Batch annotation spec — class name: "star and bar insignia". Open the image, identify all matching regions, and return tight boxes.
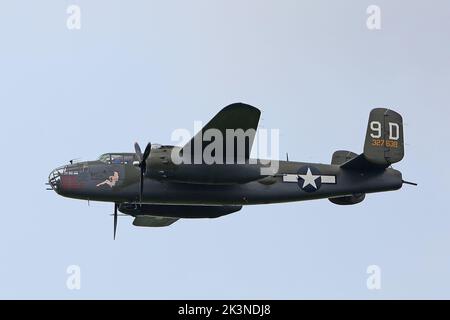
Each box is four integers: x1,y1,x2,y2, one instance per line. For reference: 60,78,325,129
282,166,336,192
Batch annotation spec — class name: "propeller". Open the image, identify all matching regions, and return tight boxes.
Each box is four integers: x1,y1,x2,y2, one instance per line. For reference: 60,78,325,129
134,142,152,204
113,203,118,240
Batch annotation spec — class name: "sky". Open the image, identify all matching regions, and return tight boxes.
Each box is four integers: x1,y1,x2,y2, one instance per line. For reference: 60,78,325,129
0,0,449,299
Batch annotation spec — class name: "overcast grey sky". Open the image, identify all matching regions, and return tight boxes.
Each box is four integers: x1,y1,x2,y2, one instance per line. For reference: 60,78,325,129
0,1,449,299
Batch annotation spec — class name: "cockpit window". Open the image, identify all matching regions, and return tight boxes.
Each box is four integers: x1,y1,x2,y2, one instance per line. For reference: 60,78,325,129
123,155,136,164
110,154,124,164
98,153,136,164
98,154,111,163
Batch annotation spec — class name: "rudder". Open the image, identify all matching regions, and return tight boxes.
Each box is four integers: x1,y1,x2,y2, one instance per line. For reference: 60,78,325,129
363,108,404,166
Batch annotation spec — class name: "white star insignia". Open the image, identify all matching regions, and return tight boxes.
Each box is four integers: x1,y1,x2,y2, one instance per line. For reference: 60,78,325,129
298,167,320,189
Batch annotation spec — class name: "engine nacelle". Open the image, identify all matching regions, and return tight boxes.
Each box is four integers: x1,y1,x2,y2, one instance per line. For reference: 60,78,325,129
329,193,365,205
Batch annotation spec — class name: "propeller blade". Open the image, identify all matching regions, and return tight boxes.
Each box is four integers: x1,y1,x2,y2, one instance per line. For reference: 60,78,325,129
140,167,144,204
134,142,151,205
113,203,118,240
143,142,152,162
134,142,143,162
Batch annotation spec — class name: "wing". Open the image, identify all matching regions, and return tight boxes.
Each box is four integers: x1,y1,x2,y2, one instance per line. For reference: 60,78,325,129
180,103,261,163
120,203,242,219
132,216,179,227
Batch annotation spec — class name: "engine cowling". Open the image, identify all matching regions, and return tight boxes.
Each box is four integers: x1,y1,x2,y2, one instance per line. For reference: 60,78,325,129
329,193,365,205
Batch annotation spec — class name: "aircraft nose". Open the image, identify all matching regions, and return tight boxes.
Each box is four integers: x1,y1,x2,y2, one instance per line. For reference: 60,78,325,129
48,163,88,195
48,166,64,193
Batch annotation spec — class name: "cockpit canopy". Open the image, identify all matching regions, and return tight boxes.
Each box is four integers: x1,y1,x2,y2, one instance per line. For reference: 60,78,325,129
98,145,165,164
98,153,137,165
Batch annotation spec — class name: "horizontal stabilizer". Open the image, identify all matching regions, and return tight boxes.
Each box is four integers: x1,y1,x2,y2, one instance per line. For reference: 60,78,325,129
331,150,358,165
340,153,388,171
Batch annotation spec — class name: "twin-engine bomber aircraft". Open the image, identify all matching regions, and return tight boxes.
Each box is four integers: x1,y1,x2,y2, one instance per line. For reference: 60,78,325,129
48,103,416,238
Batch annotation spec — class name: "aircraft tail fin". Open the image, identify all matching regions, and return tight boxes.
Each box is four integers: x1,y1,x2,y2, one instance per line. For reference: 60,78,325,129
341,108,404,171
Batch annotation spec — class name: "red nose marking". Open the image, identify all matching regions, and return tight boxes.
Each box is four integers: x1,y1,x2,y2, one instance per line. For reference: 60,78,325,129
61,175,83,190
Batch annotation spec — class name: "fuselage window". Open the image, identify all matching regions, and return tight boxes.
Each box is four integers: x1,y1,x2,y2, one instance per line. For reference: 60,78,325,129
123,155,135,164
111,155,124,164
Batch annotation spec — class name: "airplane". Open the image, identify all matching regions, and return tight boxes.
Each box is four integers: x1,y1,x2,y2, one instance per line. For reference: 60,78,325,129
48,103,416,239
